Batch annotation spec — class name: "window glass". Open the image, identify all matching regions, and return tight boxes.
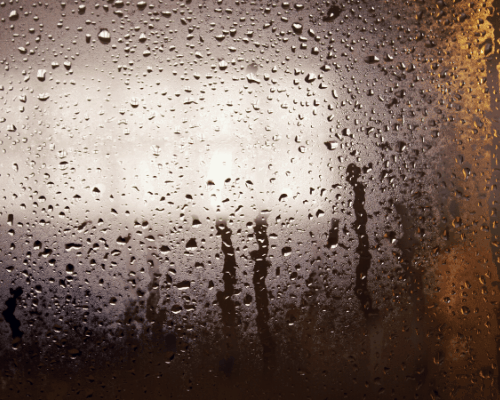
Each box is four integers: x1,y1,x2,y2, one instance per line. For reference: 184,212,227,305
0,1,499,399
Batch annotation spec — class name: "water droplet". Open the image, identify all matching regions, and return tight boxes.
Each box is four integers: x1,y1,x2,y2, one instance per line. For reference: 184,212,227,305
37,69,46,81
325,141,339,150
305,73,316,82
9,10,19,21
98,29,111,43
171,305,182,314
292,23,303,33
219,60,228,70
246,73,260,83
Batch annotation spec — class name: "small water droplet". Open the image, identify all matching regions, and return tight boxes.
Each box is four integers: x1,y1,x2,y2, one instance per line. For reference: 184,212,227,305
98,29,111,43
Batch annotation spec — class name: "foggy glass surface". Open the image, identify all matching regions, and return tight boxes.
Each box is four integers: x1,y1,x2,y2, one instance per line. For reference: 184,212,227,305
0,0,500,399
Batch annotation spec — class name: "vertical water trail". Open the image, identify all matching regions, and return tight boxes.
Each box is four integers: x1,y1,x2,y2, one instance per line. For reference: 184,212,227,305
251,213,275,372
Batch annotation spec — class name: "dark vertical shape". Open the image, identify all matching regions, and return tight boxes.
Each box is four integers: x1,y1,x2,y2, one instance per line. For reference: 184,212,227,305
165,332,176,352
326,218,339,249
140,220,170,356
2,287,24,339
250,214,275,370
165,332,176,361
346,163,377,317
216,219,238,337
145,231,162,328
487,0,500,393
219,355,235,377
395,203,428,394
145,269,161,324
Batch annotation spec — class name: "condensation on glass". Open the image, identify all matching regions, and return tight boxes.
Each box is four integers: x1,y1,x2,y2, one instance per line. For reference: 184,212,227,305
0,0,499,399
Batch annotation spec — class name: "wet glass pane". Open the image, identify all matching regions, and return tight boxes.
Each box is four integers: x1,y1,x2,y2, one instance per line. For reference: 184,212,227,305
0,0,499,399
